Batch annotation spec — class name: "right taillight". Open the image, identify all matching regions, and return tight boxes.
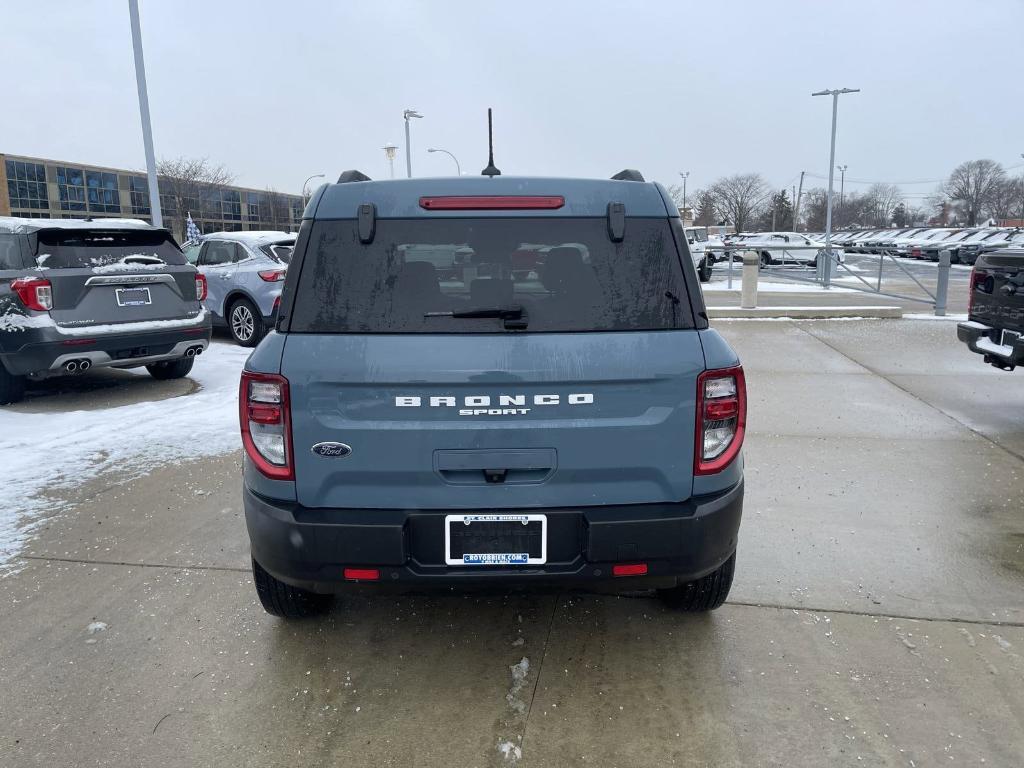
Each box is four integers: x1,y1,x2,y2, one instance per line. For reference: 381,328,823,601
240,371,293,480
195,272,208,301
11,277,53,311
695,366,746,476
968,268,984,315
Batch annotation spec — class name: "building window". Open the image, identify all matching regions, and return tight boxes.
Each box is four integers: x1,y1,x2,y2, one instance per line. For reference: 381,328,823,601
247,191,262,222
56,166,87,211
129,176,151,215
6,160,50,210
221,189,241,221
86,171,121,214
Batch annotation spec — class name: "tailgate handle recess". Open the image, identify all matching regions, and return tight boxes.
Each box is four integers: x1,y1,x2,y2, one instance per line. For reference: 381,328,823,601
435,449,556,486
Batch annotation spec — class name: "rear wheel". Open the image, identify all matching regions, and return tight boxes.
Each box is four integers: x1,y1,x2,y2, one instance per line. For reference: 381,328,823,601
229,298,263,347
759,252,771,268
658,552,735,612
698,258,713,283
0,365,27,406
252,558,333,619
146,357,195,380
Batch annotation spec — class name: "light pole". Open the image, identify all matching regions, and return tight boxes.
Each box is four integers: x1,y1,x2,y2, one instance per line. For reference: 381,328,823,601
127,0,162,228
302,173,325,204
812,88,860,286
836,164,847,226
383,144,398,179
679,171,690,211
428,148,461,176
403,109,422,178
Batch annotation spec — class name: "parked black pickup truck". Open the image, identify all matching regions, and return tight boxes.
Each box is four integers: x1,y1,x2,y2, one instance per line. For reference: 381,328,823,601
958,247,1024,370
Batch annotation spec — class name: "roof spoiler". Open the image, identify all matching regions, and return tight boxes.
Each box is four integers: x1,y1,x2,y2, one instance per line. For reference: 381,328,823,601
337,170,372,183
611,169,645,182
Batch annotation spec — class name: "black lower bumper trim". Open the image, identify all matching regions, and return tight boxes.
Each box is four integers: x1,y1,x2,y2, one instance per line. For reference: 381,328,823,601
244,481,744,593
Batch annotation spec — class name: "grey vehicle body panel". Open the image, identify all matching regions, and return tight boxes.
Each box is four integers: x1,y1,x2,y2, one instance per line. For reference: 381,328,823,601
280,331,705,510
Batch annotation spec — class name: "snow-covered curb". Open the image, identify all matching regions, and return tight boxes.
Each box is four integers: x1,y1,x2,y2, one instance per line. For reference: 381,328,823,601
0,342,250,571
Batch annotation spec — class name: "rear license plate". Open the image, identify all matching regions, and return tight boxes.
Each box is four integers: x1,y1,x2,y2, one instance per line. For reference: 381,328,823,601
444,514,547,566
116,287,152,307
1001,329,1020,347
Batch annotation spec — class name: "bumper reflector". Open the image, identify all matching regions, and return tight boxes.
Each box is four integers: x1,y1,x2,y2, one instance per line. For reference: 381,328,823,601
612,563,648,577
344,568,380,581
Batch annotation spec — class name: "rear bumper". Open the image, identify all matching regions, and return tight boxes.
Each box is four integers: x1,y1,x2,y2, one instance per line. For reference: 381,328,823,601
244,479,744,593
0,317,212,376
957,320,1024,368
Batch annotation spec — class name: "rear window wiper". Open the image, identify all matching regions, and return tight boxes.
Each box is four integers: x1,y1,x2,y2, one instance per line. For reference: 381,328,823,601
425,305,528,329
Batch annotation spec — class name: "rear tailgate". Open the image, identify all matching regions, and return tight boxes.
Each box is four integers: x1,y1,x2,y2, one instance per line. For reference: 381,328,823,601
283,331,704,510
34,228,202,328
971,250,1024,333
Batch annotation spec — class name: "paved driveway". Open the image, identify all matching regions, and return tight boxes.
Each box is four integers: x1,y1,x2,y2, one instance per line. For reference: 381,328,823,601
1,320,1021,767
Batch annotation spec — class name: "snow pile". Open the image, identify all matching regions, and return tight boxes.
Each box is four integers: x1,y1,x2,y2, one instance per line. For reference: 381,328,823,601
0,313,56,332
497,740,522,762
0,342,251,570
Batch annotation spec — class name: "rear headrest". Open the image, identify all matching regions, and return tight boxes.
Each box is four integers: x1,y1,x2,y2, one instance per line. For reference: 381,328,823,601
469,278,514,307
541,247,588,293
394,261,440,298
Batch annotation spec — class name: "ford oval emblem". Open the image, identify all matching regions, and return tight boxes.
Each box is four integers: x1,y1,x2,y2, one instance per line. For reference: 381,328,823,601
311,442,352,458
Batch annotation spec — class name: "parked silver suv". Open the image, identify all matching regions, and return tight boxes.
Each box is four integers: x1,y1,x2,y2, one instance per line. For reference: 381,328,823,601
187,231,295,346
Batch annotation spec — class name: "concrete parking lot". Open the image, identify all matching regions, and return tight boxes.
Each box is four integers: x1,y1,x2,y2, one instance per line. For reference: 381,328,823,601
1,320,1022,767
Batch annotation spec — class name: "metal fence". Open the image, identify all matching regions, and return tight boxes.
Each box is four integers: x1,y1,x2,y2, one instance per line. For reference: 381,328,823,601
704,244,952,316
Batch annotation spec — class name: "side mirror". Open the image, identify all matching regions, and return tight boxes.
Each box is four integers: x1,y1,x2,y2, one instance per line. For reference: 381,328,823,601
687,238,694,245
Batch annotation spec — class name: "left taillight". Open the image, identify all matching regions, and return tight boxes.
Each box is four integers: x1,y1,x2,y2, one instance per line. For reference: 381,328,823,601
11,277,53,312
695,365,746,476
240,371,293,480
258,269,287,282
195,272,208,301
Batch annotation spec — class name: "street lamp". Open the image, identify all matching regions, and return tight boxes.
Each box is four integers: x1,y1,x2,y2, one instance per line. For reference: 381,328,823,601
403,109,423,178
428,148,461,176
127,0,162,228
679,171,690,211
812,87,860,287
836,164,848,225
302,173,325,204
383,144,398,179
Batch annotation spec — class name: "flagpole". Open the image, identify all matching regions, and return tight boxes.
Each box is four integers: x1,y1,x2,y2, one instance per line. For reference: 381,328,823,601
128,0,163,229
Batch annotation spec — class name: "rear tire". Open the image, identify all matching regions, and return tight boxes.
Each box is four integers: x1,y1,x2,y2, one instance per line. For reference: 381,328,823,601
759,252,771,268
229,298,263,347
698,258,713,283
0,364,27,405
658,552,735,612
252,558,333,619
146,357,195,380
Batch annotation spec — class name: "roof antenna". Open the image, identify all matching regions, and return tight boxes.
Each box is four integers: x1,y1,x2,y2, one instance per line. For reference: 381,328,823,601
481,108,501,177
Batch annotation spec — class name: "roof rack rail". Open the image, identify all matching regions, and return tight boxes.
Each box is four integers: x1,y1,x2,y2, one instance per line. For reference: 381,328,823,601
337,170,372,183
611,169,645,182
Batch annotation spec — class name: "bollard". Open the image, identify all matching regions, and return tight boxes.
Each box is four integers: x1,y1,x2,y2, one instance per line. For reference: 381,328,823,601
741,251,759,309
934,249,951,316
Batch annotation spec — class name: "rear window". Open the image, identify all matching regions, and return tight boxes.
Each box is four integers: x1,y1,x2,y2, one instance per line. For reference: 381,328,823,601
289,217,691,333
260,242,294,264
34,229,187,269
0,234,24,270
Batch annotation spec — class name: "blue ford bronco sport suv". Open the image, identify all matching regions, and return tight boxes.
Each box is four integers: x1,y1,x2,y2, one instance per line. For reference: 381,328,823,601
241,170,745,618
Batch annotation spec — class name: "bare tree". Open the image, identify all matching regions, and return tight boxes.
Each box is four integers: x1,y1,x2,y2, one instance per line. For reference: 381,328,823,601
862,183,902,227
665,184,686,209
943,159,1005,226
156,157,234,239
985,176,1024,222
710,173,768,232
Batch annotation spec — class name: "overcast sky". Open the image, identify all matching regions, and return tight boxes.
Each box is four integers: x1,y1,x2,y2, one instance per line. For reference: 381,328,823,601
5,0,1023,201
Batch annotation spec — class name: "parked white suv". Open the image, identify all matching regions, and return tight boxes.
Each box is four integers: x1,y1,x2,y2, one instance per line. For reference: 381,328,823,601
682,226,714,282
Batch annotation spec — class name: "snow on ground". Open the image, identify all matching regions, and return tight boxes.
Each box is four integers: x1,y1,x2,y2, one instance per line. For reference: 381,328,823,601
0,342,251,571
703,280,855,293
